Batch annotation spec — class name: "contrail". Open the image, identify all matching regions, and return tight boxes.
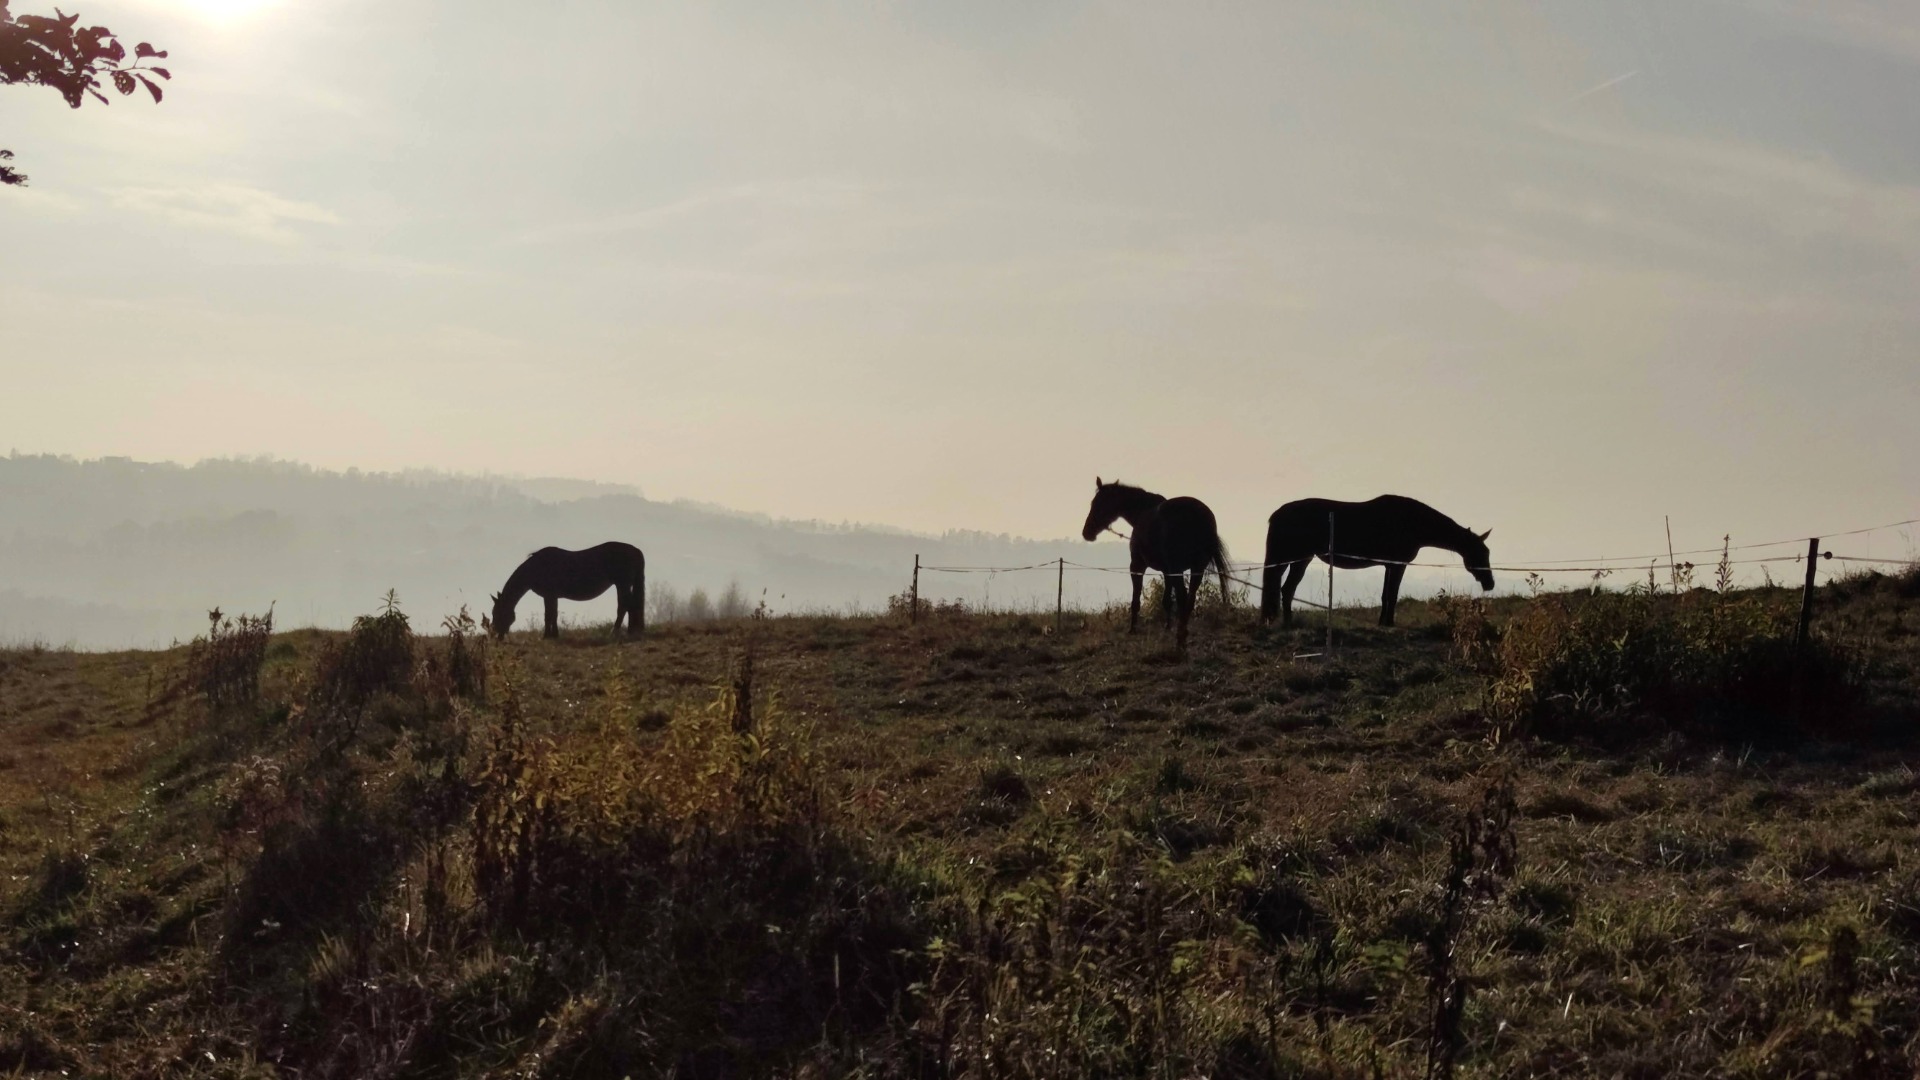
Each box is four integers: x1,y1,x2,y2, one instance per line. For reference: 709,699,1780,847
1566,69,1639,104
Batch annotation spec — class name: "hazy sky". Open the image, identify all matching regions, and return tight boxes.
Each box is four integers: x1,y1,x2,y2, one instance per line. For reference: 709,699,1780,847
3,0,1916,575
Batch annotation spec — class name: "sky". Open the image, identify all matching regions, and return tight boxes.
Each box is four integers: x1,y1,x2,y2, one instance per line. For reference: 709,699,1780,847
3,0,1917,582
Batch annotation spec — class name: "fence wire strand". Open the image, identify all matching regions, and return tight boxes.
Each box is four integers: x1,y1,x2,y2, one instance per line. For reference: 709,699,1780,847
910,517,1914,596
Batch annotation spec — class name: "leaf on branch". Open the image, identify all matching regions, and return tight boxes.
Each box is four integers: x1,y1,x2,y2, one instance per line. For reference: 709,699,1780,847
135,42,162,59
110,68,132,94
149,67,170,79
137,72,159,102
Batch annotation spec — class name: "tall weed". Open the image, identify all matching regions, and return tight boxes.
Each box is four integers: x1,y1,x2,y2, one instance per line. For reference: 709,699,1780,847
182,605,274,711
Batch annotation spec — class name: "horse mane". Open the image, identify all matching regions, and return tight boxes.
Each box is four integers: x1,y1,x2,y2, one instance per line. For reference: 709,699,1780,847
1386,495,1478,546
1101,480,1162,502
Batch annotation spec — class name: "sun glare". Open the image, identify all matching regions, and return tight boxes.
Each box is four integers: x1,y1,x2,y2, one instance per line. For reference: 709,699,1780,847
165,0,284,25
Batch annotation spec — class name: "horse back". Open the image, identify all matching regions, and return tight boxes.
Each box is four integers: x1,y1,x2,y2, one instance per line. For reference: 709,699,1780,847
523,542,644,581
586,540,645,563
1266,495,1445,561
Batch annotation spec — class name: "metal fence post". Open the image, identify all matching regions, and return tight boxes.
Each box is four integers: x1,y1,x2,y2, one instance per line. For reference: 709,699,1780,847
1056,557,1064,632
1326,512,1335,659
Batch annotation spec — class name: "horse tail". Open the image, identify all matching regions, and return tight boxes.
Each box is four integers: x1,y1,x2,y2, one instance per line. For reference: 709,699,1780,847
1260,517,1282,622
1211,531,1233,605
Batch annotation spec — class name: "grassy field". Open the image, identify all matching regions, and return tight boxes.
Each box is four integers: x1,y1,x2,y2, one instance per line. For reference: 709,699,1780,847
0,571,1917,1077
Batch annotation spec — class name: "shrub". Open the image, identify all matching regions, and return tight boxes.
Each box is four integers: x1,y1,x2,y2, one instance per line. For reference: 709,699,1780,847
716,578,751,619
308,591,415,741
684,586,713,622
1466,586,1859,741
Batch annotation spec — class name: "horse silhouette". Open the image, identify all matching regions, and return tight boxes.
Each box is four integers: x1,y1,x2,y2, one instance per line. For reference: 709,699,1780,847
1081,478,1231,649
490,542,646,640
1259,495,1492,628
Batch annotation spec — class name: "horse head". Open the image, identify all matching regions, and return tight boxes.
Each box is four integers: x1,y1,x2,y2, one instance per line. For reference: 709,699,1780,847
1082,476,1119,541
489,591,515,638
1462,528,1495,591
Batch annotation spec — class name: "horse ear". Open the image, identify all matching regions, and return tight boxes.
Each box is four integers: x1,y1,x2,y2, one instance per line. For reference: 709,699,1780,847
1095,476,1103,489
490,591,500,604
1476,529,1492,542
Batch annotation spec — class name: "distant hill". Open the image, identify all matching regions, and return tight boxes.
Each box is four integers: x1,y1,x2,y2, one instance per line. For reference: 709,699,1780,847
0,454,1132,648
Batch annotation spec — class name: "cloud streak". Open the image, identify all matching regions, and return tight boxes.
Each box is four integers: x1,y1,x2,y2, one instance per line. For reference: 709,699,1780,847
110,183,341,243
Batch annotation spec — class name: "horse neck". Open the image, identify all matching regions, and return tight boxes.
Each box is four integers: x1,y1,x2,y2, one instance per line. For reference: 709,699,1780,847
1422,516,1478,556
499,563,537,604
1113,489,1165,528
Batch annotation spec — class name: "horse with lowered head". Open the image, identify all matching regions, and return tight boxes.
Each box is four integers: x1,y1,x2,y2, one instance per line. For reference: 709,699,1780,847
1081,478,1231,649
490,541,646,639
1260,495,1492,628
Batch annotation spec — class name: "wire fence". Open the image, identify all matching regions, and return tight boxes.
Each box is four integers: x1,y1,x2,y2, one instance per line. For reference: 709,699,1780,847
912,514,1919,608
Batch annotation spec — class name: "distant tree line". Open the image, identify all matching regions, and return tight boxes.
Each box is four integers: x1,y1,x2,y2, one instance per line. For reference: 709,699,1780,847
649,580,754,624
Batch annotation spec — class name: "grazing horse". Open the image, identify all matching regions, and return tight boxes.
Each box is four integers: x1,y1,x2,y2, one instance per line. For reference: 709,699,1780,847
1260,495,1492,628
1080,478,1231,649
490,542,646,640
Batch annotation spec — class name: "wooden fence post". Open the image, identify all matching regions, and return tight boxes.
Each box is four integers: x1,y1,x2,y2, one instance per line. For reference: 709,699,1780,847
1791,537,1822,719
911,554,920,625
1056,557,1065,632
1794,537,1820,653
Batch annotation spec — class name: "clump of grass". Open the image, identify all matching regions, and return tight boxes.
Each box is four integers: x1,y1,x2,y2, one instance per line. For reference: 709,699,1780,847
453,661,922,1073
887,590,972,620
973,760,1032,805
22,847,90,916
960,761,1033,828
1859,766,1917,799
1154,754,1199,795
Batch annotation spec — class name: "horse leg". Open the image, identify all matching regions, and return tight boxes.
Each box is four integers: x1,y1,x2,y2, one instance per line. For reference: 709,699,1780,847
1162,573,1177,631
1260,529,1285,624
634,569,646,637
1280,560,1311,628
614,583,630,635
1178,570,1199,649
1381,564,1406,627
1129,570,1144,634
543,595,559,639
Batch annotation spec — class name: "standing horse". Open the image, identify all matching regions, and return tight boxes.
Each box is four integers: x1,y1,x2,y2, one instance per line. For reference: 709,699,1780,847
490,542,646,639
1260,495,1492,628
1080,478,1231,649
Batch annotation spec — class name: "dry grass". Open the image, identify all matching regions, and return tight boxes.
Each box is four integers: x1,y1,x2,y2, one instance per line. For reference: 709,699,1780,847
0,575,1915,1077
